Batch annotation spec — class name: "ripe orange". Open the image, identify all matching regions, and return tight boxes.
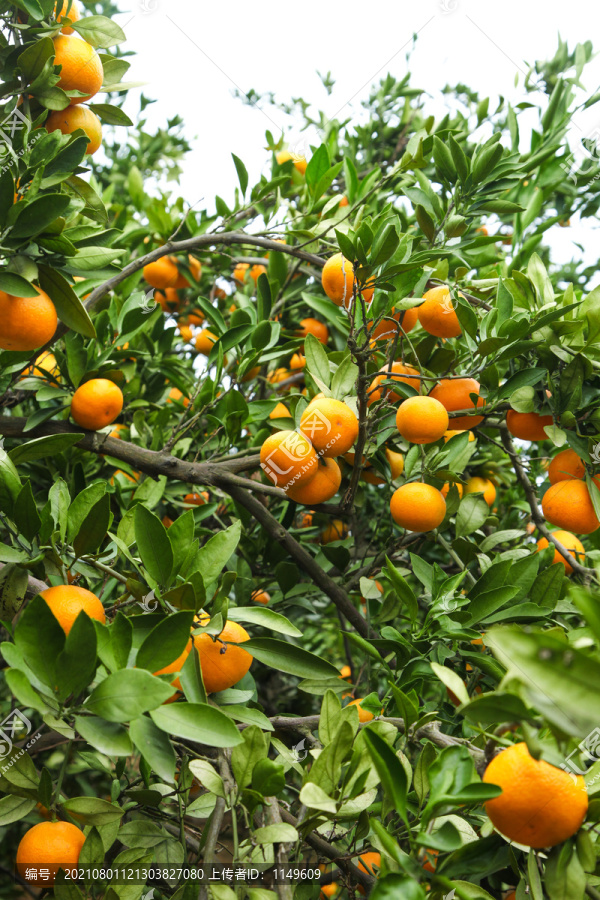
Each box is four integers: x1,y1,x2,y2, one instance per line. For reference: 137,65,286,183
110,469,139,485
269,402,292,420
390,483,446,532
167,387,190,407
178,324,193,342
195,329,217,355
26,351,59,379
45,105,102,154
340,665,352,680
154,638,193,693
536,530,585,575
276,150,307,174
396,396,449,444
250,264,267,283
506,410,553,441
187,310,205,326
17,821,86,885
251,590,270,605
192,619,252,693
465,476,496,506
385,448,404,479
444,429,475,442
109,423,127,439
260,430,319,488
183,492,209,507
241,365,261,382
371,306,419,341
268,367,290,385
297,317,329,344
347,698,374,723
429,378,485,430
52,35,104,105
321,253,374,308
368,362,420,405
233,262,249,283
156,287,180,312
440,482,463,498
54,0,80,32
357,851,381,877
174,255,202,288
320,519,349,543
320,883,338,898
300,398,359,457
542,480,600,534
417,286,462,338
290,352,306,370
162,516,174,529
71,378,123,430
483,742,588,848
144,256,179,289
287,458,341,505
300,512,313,527
344,452,384,486
548,448,586,484
40,584,105,634
422,848,439,873
0,288,57,351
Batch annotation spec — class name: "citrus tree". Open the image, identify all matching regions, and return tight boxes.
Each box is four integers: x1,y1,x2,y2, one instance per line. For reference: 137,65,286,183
1,5,600,900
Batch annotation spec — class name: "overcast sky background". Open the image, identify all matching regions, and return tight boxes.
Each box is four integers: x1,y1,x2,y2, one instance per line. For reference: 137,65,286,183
110,0,600,277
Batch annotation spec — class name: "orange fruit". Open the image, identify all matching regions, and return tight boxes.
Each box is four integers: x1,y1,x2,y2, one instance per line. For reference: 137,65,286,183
320,884,338,898
155,287,180,312
0,288,57,351
174,255,202,288
385,448,404,479
390,483,446,532
340,665,351,680
506,410,553,441
465,476,496,506
548,448,586,484
153,638,193,693
109,423,127,439
290,352,306,370
300,398,359,457
338,195,349,207
183,492,209,507
251,590,270,605
167,387,190,407
268,367,290,385
300,512,313,527
347,698,374,723
162,516,174,529
368,362,420,405
536,530,585,575
250,264,267,283
70,378,123,430
45,105,102,154
40,584,105,634
357,851,381,878
260,430,319,488
178,324,193,343
287,458,341,505
417,286,462,338
298,318,329,344
429,378,485,430
396,396,449,444
26,351,59,379
192,618,252,693
276,150,307,174
144,256,179,289
195,329,217,355
54,0,80,33
371,306,419,341
422,848,438,873
321,253,374,308
187,310,205,326
542,480,600,534
233,262,249,283
483,742,588,848
440,482,463,498
320,519,349,543
269,402,292,420
444,429,475,442
52,35,103,105
17,821,86,885
110,469,139,485
241,365,261,382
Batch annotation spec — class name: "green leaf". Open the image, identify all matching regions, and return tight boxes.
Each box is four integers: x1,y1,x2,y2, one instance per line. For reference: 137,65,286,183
227,606,301,637
12,480,41,543
242,638,340,679
191,520,241,586
134,504,173,586
136,611,194,672
150,702,243,748
11,194,70,238
370,876,426,900
38,265,96,338
62,796,124,825
363,728,408,824
0,271,40,296
55,611,98,700
304,144,330,192
298,781,337,813
8,433,83,466
253,822,298,844
304,332,331,388
129,715,176,783
330,353,358,400
18,36,54,81
86,669,175,722
232,153,248,195
0,794,36,826
73,15,126,48
456,494,489,537
73,492,110,557
0,448,21,517
67,482,106,543
14,594,64,690
88,103,133,126
74,716,133,757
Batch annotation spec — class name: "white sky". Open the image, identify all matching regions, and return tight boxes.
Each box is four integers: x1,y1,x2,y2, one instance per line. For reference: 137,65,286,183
112,0,600,276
